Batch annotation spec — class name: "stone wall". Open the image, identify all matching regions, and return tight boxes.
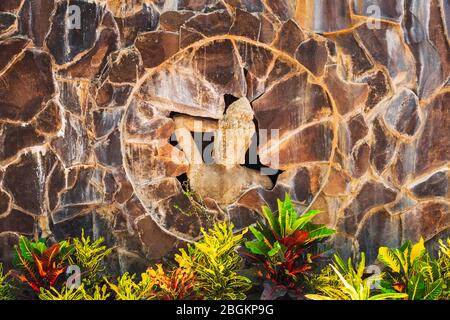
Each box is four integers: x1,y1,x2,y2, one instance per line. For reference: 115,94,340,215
0,0,449,272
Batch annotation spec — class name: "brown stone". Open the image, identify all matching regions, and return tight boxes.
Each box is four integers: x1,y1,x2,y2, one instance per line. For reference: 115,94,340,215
184,10,232,37
64,28,118,79
95,129,123,168
135,31,179,68
361,70,392,111
18,0,55,47
0,123,45,162
0,49,55,122
343,181,397,235
384,89,421,137
229,8,261,40
295,38,329,77
108,48,142,83
136,215,177,259
0,190,11,215
3,151,58,214
179,26,204,48
0,37,30,72
160,10,195,32
265,0,296,22
0,209,35,235
0,0,23,13
274,20,305,56
411,171,449,198
115,4,159,47
371,118,396,174
92,108,124,138
324,65,369,115
34,100,62,135
352,0,404,22
296,0,352,33
352,142,370,178
0,12,16,34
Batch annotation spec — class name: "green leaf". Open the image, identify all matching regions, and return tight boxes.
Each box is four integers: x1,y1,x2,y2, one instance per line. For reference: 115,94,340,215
292,210,321,231
268,241,282,257
306,225,336,242
262,206,280,236
423,280,443,300
18,237,35,263
378,247,401,273
408,274,425,300
245,241,270,256
368,293,408,300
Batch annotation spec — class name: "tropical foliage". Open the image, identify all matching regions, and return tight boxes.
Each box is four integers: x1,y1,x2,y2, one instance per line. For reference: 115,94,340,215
306,253,407,300
0,263,13,300
176,223,252,300
378,238,448,300
10,236,73,294
245,194,335,299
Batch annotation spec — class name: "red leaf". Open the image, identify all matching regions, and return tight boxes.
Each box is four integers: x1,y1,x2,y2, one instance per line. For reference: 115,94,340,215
282,231,310,247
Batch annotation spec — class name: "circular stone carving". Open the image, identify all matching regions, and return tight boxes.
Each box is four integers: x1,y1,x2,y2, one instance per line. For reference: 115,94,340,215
122,37,338,241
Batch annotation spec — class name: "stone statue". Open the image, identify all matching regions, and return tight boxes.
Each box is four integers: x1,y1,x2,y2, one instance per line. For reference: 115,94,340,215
173,97,273,206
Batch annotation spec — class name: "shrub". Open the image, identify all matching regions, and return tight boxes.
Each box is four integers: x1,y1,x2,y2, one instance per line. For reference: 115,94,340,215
0,263,13,300
378,238,446,300
10,236,73,294
306,253,407,300
176,223,252,300
244,194,335,299
39,284,110,300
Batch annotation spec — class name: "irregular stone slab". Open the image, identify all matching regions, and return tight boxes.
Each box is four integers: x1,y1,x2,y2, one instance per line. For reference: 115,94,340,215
402,202,450,242
259,122,334,169
384,89,421,137
0,209,35,235
184,10,232,36
351,142,370,178
237,43,274,79
342,181,397,235
114,4,159,47
51,112,92,167
95,129,123,168
295,38,329,77
296,0,352,33
160,10,195,32
0,190,11,215
265,0,296,22
324,65,369,115
230,8,261,40
224,0,263,13
63,28,118,79
253,73,332,135
370,118,396,174
46,0,104,65
58,81,89,115
410,170,449,198
339,114,368,154
107,48,142,84
356,23,416,87
92,108,124,138
258,13,277,44
352,0,405,22
3,151,58,215
0,12,16,35
332,32,374,78
179,26,204,48
360,70,392,111
136,215,177,260
402,0,449,98
95,83,132,108
0,37,30,72
33,100,62,135
18,0,54,47
135,31,179,68
274,20,305,56
0,0,23,13
0,123,46,162
47,160,65,211
357,210,401,264
0,233,19,270
0,49,55,122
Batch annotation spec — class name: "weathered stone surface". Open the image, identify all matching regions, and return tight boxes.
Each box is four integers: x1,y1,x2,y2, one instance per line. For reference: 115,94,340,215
0,37,30,72
274,20,305,56
1,3,449,273
230,8,260,40
0,49,55,122
3,151,58,215
135,31,179,68
114,4,159,47
18,0,54,47
410,170,449,198
46,0,104,65
357,210,402,263
184,10,232,36
342,181,397,235
296,0,352,33
0,123,45,161
295,38,328,77
384,89,421,137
